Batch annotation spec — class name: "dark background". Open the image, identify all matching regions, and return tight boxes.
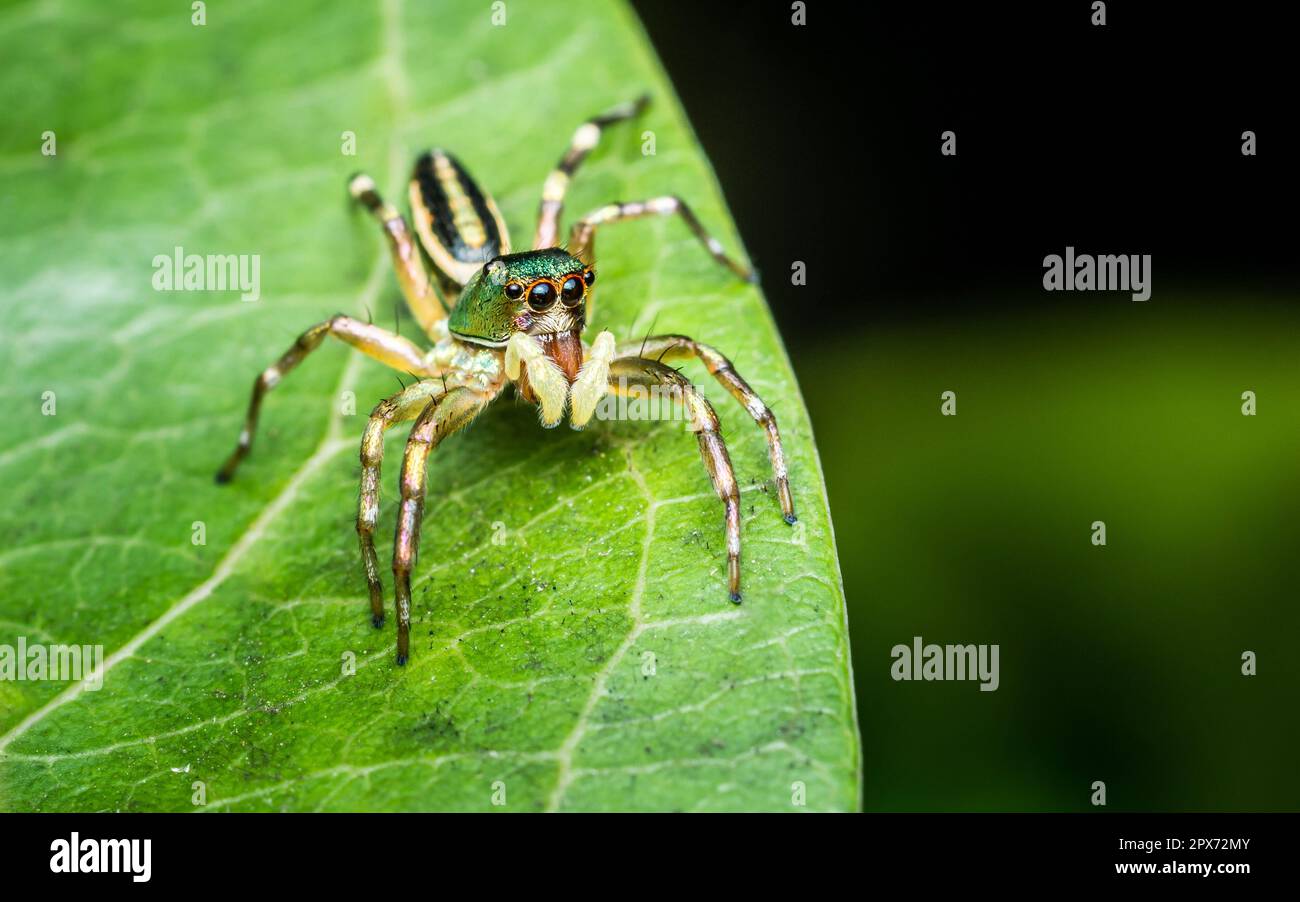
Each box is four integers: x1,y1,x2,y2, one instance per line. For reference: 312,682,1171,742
633,0,1300,811
634,0,1298,333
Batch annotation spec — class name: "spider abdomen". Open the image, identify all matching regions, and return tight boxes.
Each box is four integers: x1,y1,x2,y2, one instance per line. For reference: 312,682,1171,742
409,149,511,287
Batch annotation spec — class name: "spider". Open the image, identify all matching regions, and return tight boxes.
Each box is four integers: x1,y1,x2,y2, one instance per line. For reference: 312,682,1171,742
215,96,795,664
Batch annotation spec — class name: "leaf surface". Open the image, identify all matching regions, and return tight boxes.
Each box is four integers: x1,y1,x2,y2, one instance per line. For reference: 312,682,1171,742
0,0,859,811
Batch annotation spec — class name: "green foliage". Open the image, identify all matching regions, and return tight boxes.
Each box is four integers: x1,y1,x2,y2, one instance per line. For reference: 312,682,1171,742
0,0,858,811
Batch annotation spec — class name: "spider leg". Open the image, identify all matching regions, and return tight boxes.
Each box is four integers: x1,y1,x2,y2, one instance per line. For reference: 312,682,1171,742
533,94,649,249
615,335,795,523
566,196,755,283
608,357,743,602
348,172,448,333
215,315,431,483
391,386,495,664
357,379,447,628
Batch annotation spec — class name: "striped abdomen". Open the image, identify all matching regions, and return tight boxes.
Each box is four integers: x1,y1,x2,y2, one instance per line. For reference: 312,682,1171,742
409,149,511,288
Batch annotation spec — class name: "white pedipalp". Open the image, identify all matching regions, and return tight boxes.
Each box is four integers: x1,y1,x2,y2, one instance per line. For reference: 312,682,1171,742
505,331,569,427
568,330,615,429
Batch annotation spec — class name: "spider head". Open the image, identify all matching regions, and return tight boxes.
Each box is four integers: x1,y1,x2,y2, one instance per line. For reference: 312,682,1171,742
448,248,594,348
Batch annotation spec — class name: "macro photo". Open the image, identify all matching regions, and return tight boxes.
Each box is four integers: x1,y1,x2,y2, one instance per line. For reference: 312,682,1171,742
0,0,1296,886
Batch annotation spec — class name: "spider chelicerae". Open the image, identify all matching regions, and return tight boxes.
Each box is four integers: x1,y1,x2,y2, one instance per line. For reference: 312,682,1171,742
216,96,795,664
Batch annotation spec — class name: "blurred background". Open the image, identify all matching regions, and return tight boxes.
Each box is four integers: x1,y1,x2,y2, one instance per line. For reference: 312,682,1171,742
634,0,1300,810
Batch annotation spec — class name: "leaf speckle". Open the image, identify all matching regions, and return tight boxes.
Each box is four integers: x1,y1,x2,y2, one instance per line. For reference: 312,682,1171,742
0,0,858,812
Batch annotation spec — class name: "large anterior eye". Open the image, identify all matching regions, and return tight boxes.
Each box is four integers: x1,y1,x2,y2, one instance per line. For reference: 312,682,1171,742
504,281,524,300
560,274,585,306
527,281,556,311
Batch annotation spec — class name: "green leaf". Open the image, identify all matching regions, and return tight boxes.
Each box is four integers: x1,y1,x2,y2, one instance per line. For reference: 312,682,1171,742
0,0,859,811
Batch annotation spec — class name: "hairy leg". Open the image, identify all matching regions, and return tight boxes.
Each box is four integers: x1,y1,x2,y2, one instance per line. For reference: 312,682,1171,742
216,315,431,483
616,335,795,522
349,172,448,333
391,386,495,664
567,196,755,284
357,380,446,627
608,357,743,601
533,95,649,249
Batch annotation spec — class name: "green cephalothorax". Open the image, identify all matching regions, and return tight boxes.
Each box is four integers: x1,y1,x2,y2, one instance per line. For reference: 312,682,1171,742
448,248,592,346
219,97,794,666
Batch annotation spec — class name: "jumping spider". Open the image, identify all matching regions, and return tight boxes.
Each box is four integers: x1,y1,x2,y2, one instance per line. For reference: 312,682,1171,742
216,97,795,664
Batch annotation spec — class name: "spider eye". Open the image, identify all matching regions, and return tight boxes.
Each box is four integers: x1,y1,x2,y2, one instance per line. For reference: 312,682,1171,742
560,275,585,306
527,281,556,311
504,281,524,300
583,270,595,287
